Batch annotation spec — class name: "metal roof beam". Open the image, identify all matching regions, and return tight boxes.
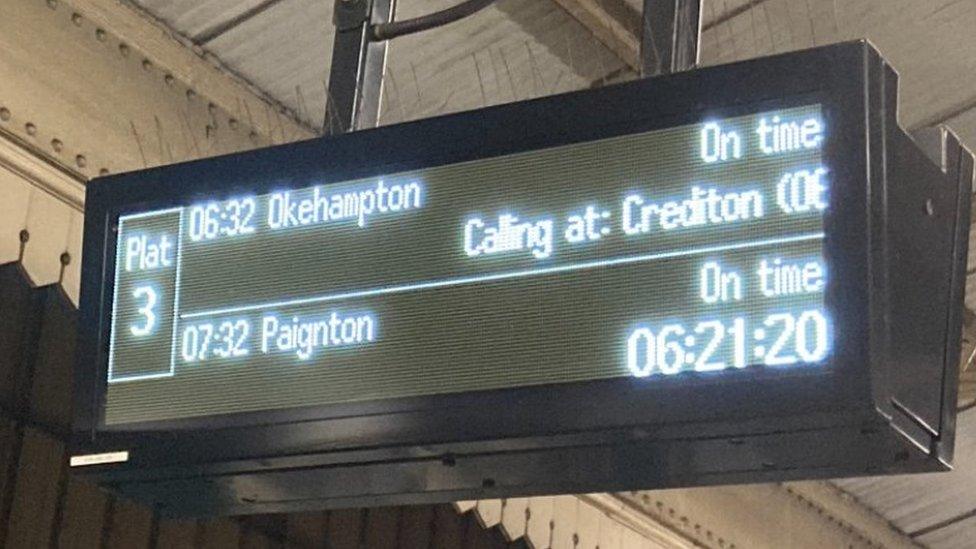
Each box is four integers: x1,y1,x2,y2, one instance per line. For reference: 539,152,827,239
550,0,641,71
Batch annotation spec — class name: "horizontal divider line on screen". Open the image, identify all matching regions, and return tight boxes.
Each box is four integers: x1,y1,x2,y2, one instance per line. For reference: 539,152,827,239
120,206,184,221
179,232,825,320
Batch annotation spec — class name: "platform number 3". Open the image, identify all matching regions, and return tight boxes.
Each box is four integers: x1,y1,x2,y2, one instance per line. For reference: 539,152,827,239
130,286,158,336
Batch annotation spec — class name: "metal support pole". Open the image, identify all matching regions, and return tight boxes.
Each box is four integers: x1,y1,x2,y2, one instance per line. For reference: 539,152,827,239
324,0,396,134
640,0,702,77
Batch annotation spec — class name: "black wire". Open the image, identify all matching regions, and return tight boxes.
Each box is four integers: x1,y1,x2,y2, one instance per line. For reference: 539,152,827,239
371,0,497,41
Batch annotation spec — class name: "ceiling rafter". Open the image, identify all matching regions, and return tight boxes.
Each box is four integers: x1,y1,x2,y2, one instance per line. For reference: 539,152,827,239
193,0,291,45
550,0,641,71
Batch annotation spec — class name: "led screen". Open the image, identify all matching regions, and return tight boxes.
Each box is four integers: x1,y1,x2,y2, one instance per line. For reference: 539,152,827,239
105,104,829,425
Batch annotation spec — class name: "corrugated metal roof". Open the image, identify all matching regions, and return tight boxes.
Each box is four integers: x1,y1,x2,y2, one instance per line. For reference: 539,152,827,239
203,0,332,126
697,0,976,143
836,411,976,548
125,0,269,40
130,0,626,130
382,0,624,125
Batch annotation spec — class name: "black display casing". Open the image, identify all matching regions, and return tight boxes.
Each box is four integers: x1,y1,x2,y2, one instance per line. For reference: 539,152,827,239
72,41,972,516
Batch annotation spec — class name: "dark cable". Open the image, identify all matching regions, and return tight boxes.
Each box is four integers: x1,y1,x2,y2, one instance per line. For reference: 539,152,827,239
371,0,496,41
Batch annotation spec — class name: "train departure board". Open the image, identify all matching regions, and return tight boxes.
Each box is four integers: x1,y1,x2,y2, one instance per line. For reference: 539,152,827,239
104,104,829,426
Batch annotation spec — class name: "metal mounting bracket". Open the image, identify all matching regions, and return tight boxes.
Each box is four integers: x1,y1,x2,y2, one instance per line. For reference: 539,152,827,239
323,0,702,134
641,0,702,77
324,0,396,134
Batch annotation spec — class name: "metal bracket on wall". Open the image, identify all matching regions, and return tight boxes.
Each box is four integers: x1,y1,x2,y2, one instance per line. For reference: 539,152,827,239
641,0,702,76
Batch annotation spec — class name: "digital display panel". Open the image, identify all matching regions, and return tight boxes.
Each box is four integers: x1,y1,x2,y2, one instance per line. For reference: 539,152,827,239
105,104,829,426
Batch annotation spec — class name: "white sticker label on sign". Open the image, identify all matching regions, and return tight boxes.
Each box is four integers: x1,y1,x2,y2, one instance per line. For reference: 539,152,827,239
69,451,130,467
